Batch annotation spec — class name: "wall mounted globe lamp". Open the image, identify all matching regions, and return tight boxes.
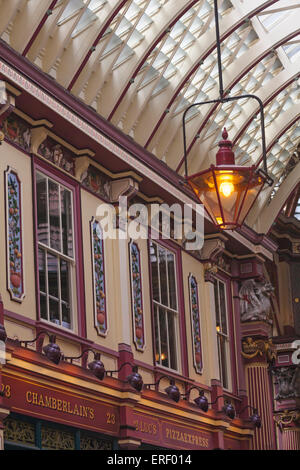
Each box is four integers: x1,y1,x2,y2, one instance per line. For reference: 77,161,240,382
182,0,273,230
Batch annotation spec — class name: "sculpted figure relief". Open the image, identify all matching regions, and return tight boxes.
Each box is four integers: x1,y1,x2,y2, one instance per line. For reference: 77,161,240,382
271,367,300,401
239,278,274,322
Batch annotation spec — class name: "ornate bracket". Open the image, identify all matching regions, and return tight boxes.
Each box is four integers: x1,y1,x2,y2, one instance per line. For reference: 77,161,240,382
241,337,277,364
273,409,300,431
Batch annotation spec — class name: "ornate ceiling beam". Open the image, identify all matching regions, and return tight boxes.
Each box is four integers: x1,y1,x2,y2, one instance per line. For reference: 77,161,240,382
66,0,129,91
22,0,59,57
142,0,280,150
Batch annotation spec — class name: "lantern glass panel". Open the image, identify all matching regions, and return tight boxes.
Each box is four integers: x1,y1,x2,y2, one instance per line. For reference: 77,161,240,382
188,166,265,229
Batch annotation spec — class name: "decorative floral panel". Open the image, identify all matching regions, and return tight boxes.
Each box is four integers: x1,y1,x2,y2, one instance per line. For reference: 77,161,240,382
3,113,31,151
4,418,35,446
81,164,111,201
38,136,75,175
80,434,113,450
6,167,25,302
189,274,203,373
129,241,145,351
91,217,107,336
41,426,75,450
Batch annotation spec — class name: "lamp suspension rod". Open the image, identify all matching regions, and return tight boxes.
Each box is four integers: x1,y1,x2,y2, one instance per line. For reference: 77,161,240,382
214,0,224,100
182,0,272,184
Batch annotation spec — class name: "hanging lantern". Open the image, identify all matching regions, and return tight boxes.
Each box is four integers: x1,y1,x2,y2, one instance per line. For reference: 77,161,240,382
186,128,265,230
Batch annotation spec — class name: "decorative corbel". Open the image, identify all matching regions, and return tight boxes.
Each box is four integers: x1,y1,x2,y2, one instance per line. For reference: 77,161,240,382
200,237,226,263
30,126,49,154
0,81,17,142
75,156,91,181
110,177,139,203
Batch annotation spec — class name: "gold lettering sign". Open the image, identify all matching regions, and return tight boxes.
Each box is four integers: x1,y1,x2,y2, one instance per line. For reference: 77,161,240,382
133,419,158,436
25,391,95,420
165,427,209,448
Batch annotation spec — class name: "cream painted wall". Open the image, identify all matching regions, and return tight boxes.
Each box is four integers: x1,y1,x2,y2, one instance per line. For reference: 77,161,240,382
181,251,219,387
81,188,122,350
131,238,154,366
81,189,155,366
0,142,37,323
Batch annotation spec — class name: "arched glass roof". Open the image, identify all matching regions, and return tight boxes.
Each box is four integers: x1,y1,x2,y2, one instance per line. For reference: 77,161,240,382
1,0,299,226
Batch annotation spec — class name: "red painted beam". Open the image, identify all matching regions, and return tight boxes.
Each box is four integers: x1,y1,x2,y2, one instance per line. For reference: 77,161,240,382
145,0,280,151
67,0,129,91
107,0,200,122
22,0,59,57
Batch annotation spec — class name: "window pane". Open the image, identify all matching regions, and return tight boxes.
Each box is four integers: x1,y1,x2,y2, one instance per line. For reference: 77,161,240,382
49,298,59,325
36,173,48,245
47,253,59,299
150,242,159,302
154,305,160,363
159,307,169,368
214,282,220,329
158,248,168,306
62,303,71,329
167,252,177,310
60,259,69,303
48,180,61,252
61,188,73,258
219,281,227,334
38,248,46,293
40,293,47,320
219,335,229,389
167,312,177,370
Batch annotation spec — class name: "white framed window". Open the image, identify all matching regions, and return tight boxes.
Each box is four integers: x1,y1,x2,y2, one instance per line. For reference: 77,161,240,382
150,240,179,371
214,278,231,390
36,171,75,330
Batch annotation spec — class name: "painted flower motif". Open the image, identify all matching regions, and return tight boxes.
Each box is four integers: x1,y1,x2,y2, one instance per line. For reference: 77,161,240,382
92,220,107,336
130,242,144,351
7,170,24,301
189,275,202,373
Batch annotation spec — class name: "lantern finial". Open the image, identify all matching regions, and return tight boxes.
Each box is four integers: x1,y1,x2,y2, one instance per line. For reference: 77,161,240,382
216,128,235,165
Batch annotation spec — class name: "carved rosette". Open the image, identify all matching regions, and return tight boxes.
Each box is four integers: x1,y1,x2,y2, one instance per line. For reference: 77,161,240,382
91,217,107,336
5,167,25,302
189,274,203,373
129,241,145,351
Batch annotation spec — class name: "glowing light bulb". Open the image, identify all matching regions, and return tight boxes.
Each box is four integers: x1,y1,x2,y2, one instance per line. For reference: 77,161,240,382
219,181,234,197
216,217,223,225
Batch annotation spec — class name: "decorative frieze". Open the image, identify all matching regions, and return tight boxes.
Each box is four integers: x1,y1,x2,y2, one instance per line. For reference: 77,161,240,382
91,217,107,336
38,136,75,175
81,164,111,201
5,167,25,302
188,274,203,373
129,241,145,351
